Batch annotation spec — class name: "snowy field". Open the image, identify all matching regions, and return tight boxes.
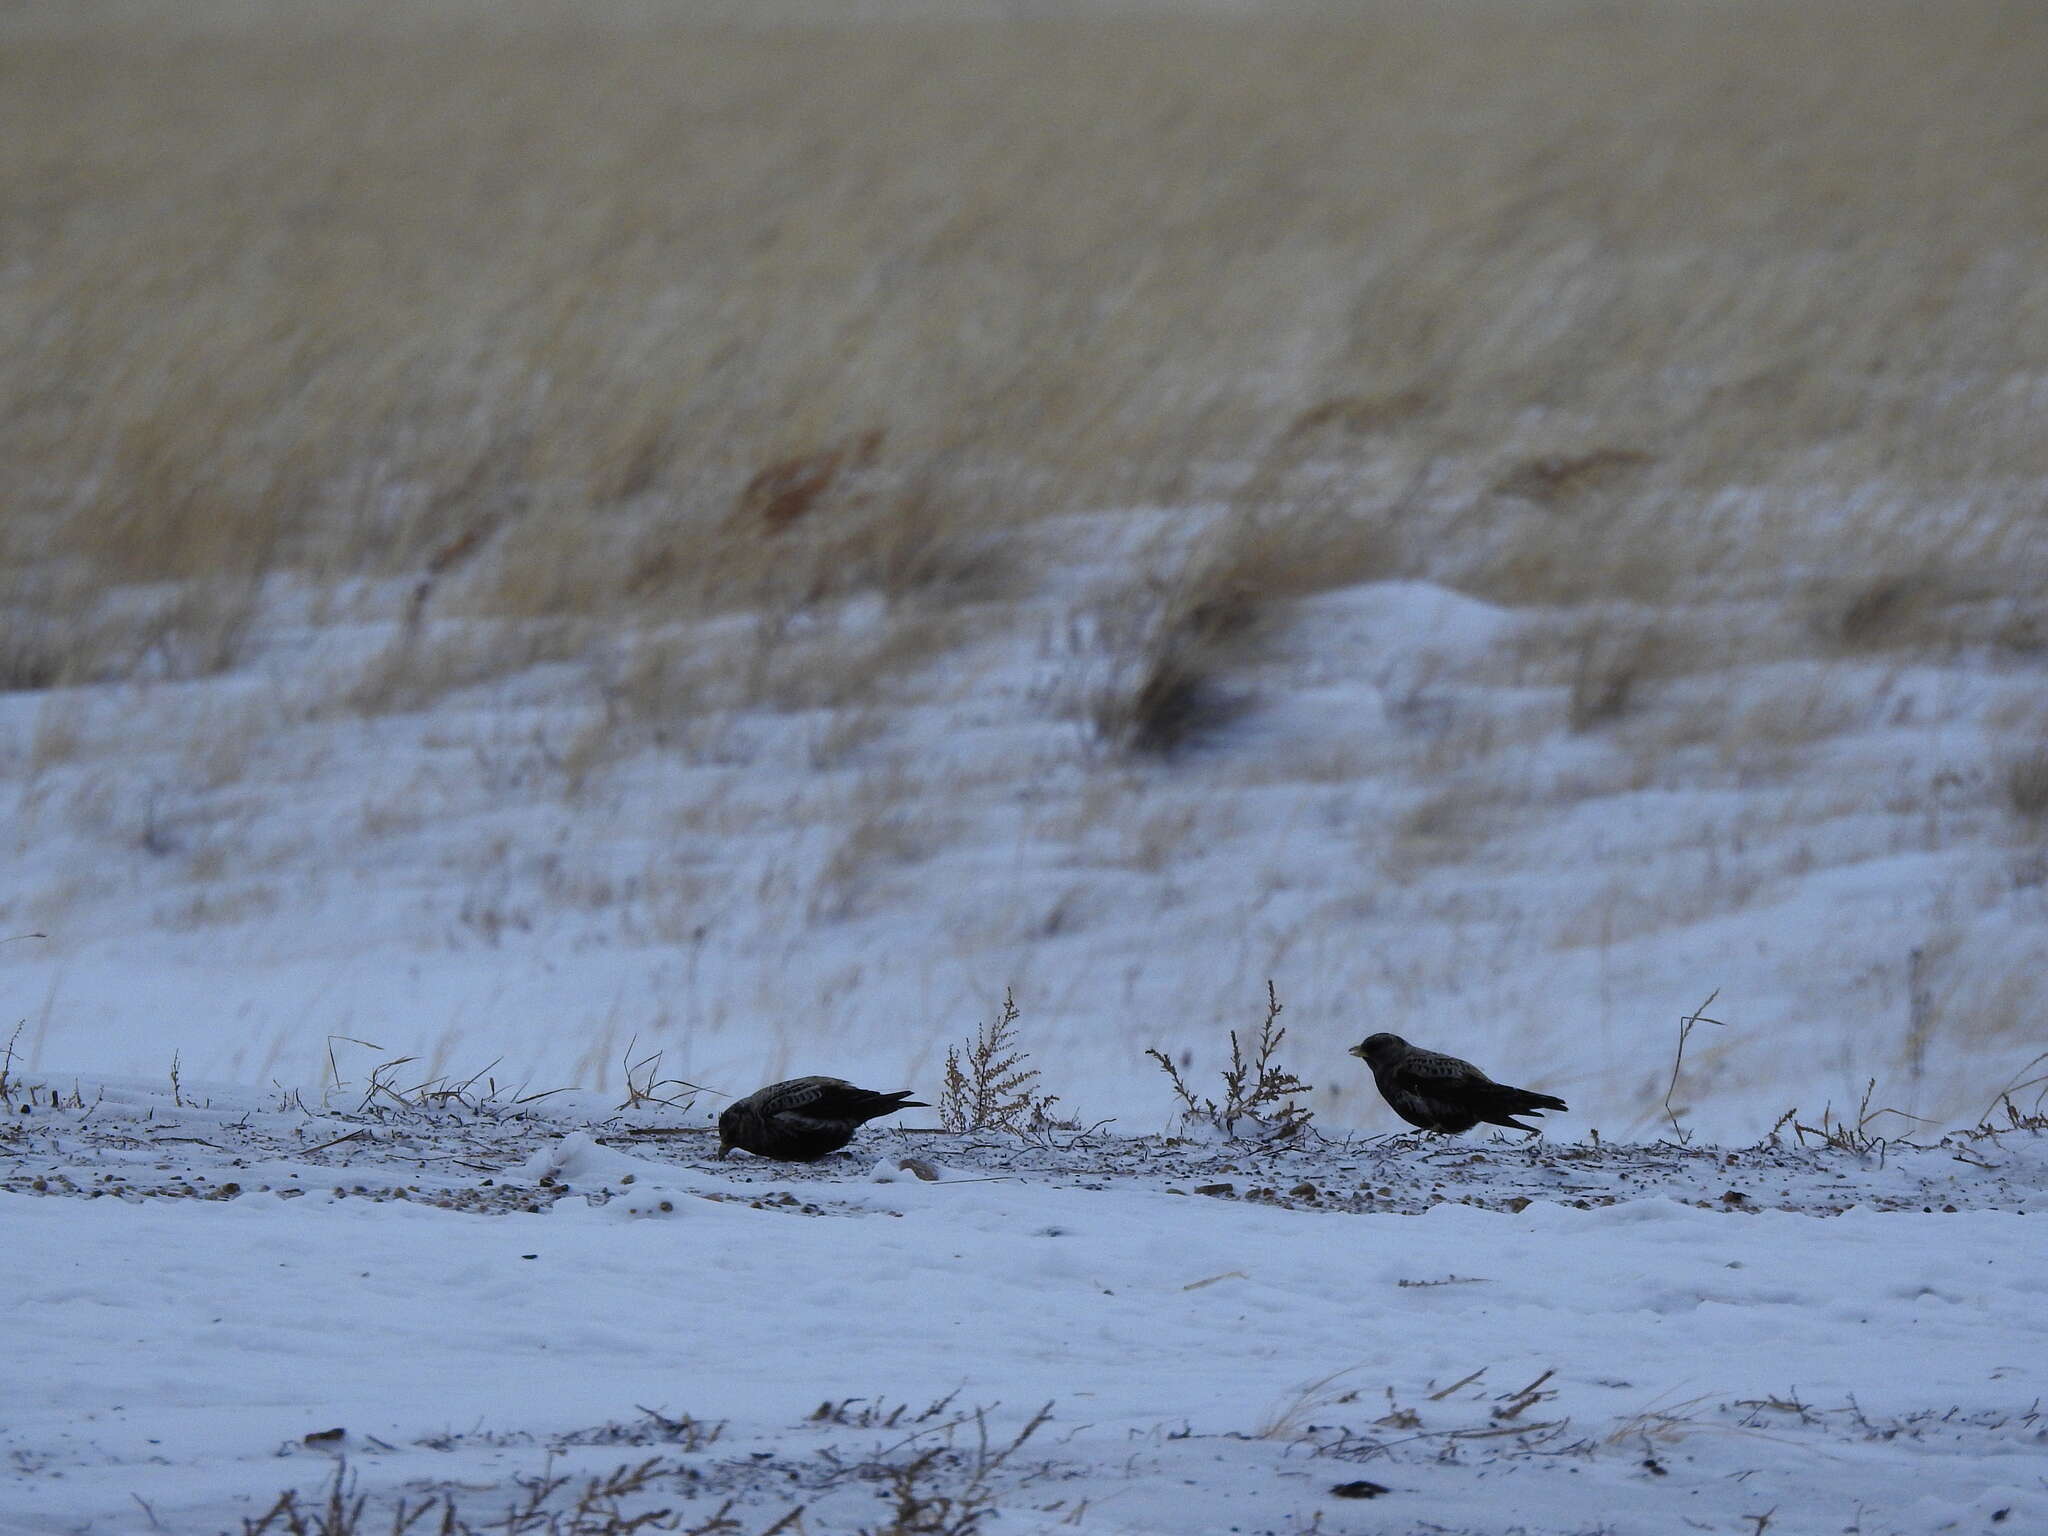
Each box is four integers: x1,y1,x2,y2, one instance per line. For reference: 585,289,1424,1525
6,0,2048,1531
3,1076,2046,1536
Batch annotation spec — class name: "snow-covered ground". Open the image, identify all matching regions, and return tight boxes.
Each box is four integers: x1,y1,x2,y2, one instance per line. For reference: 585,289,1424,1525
7,501,2046,1146
4,1078,2044,1535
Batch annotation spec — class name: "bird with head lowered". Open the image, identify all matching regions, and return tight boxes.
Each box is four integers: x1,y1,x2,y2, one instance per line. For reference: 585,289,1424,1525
717,1076,929,1163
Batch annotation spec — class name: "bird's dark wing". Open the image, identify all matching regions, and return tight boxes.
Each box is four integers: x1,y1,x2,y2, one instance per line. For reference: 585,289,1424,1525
753,1077,848,1116
1381,1054,1561,1130
761,1078,926,1126
1397,1047,1489,1083
1403,1068,1567,1132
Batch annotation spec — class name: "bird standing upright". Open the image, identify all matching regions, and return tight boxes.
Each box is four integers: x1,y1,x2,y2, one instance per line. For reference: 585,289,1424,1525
717,1076,929,1162
1348,1033,1567,1135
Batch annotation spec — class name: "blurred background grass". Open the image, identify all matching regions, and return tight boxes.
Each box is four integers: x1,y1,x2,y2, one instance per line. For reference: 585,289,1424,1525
6,0,2046,690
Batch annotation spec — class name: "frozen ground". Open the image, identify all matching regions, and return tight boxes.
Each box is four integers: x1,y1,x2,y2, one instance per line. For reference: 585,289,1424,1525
3,1076,2045,1535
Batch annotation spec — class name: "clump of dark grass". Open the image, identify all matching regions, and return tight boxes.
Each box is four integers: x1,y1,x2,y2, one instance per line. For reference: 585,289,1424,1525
1817,571,1950,651
1091,578,1255,758
1093,486,1400,758
2002,747,2048,824
1567,622,1663,732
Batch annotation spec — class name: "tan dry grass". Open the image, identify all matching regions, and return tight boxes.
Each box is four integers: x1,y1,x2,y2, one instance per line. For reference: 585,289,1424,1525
4,0,2047,702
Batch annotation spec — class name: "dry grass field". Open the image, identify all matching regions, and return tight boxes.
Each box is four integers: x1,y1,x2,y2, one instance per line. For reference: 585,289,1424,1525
4,0,2047,1126
7,0,2045,681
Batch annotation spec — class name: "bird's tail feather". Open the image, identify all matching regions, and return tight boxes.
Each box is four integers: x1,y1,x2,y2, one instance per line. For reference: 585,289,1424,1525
1477,1085,1567,1130
844,1089,929,1122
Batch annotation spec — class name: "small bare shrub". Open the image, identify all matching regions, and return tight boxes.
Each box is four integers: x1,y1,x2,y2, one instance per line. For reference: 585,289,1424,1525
1967,1049,2048,1134
1792,1079,1935,1157
0,1018,38,1108
0,605,68,691
1147,981,1313,1140
863,1401,1054,1536
938,990,1064,1133
1094,634,1246,758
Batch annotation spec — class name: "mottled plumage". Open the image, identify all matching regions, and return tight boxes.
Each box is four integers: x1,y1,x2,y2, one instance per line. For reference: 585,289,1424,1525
717,1076,929,1162
1348,1033,1567,1135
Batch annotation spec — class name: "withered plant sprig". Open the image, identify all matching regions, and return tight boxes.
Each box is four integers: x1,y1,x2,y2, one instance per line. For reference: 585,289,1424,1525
938,991,1065,1134
1147,981,1313,1142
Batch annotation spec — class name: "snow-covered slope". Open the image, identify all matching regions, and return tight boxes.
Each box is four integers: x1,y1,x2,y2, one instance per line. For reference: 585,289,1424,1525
6,515,2043,1145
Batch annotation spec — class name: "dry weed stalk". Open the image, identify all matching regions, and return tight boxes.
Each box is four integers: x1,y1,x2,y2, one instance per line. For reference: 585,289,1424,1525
244,1453,802,1536
1792,1079,1936,1157
811,1392,960,1431
1661,991,1727,1145
617,1037,705,1114
0,1019,28,1110
1147,981,1313,1141
1967,1050,2048,1135
1603,1391,1722,1448
938,991,1065,1134
861,1401,1054,1536
1254,1366,1364,1440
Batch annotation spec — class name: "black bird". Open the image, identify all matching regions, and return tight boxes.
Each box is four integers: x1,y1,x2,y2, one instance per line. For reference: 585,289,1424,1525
716,1076,929,1162
1348,1033,1568,1135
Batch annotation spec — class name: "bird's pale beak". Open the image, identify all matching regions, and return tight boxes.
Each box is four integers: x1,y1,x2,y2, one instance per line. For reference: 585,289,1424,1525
1346,1044,1367,1060
716,1139,731,1159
